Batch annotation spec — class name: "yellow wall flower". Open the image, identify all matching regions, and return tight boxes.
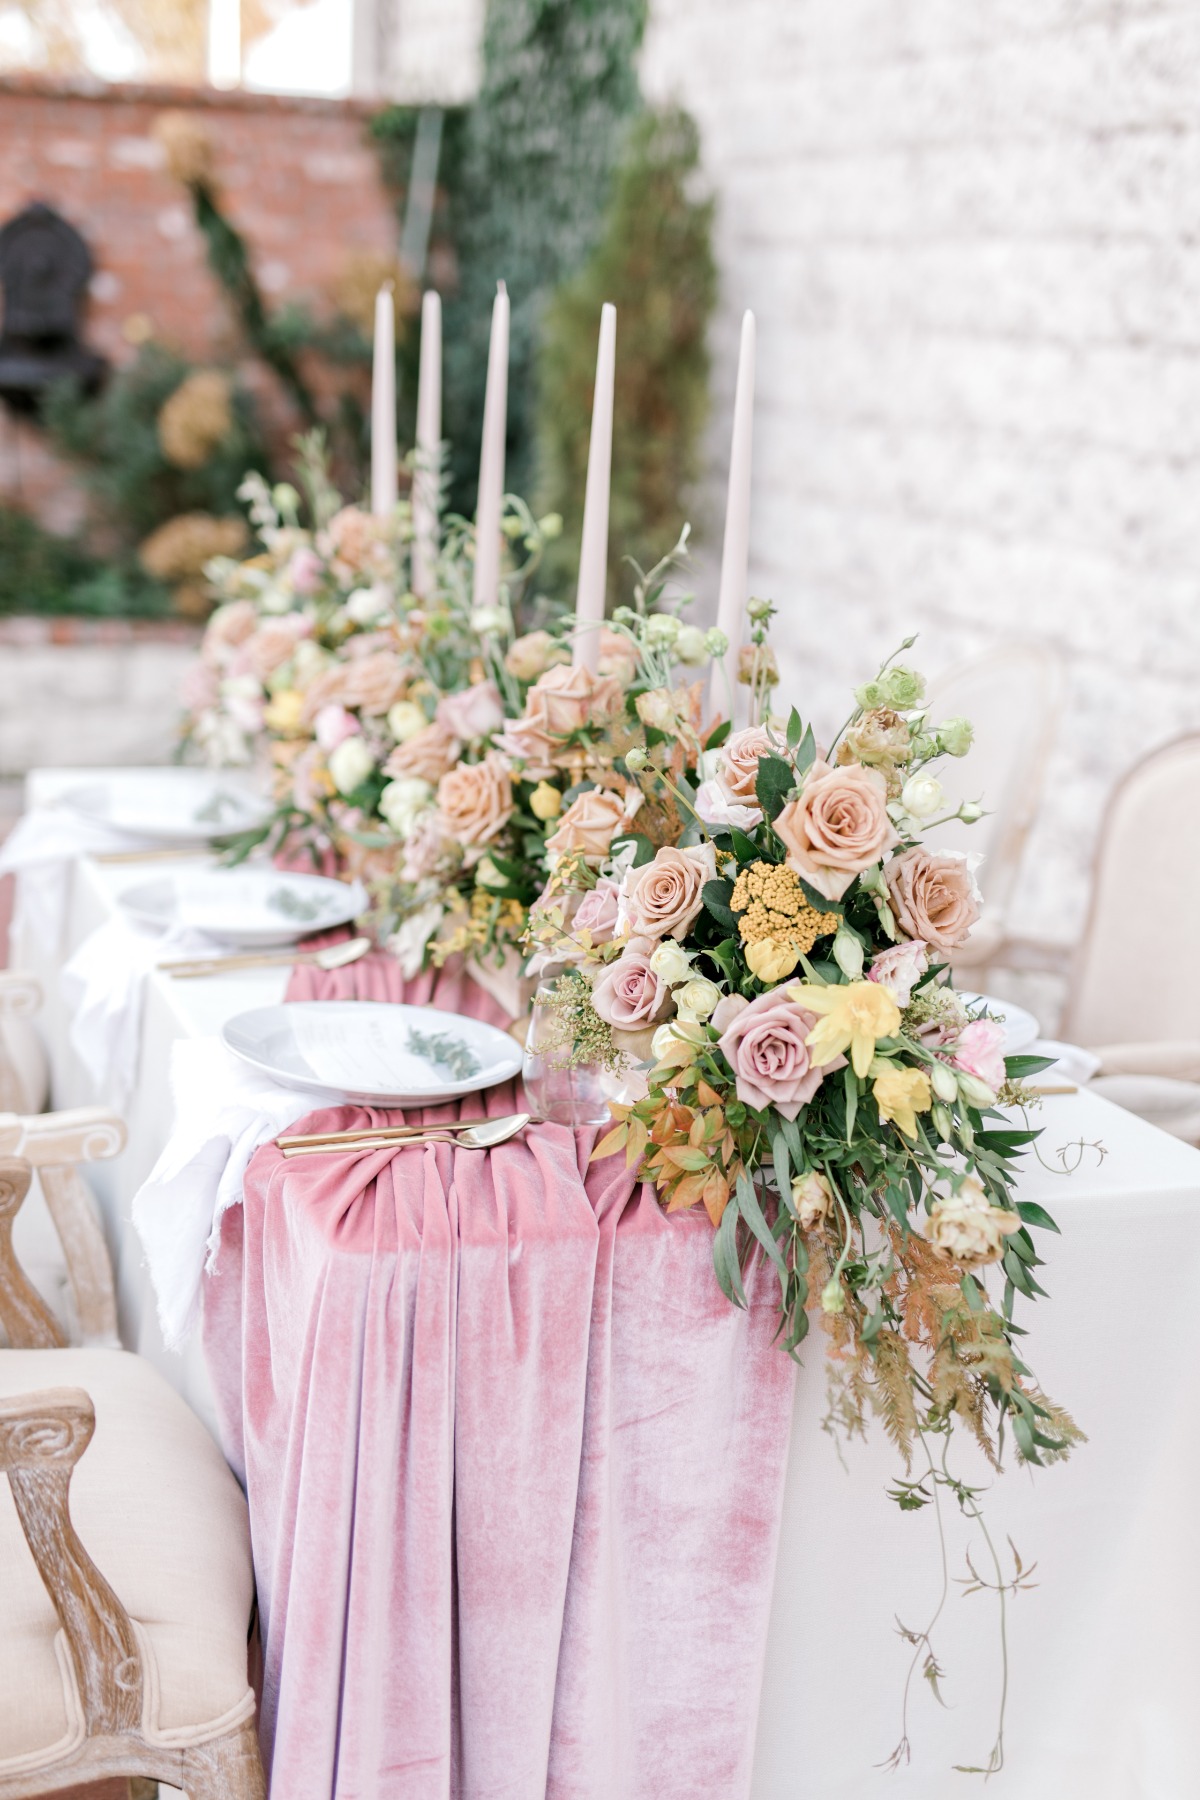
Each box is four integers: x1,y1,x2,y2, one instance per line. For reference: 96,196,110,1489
872,1066,932,1138
264,688,305,736
745,937,801,983
794,980,901,1077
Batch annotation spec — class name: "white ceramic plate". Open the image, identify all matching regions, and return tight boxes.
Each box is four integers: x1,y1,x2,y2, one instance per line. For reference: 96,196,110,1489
119,868,368,947
62,769,273,844
222,1001,524,1104
959,992,1040,1055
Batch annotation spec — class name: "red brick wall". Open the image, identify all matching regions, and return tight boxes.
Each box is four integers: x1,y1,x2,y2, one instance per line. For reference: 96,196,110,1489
0,75,397,530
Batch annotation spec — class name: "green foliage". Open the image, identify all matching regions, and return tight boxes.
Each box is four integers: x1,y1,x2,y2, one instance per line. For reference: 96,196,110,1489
43,342,264,551
535,106,716,603
442,0,648,508
0,506,169,618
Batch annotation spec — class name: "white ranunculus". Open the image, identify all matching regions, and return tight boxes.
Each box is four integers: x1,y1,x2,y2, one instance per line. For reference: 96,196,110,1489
379,776,433,836
387,700,427,742
900,772,944,821
328,734,376,796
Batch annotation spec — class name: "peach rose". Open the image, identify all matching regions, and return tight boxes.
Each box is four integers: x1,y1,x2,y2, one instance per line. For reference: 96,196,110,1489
621,842,717,942
436,680,505,742
775,759,898,902
436,750,513,848
505,630,570,682
720,725,776,804
494,662,623,777
336,651,409,715
545,788,627,861
203,599,258,662
385,720,462,785
242,615,310,681
597,627,640,686
591,936,674,1029
885,847,981,954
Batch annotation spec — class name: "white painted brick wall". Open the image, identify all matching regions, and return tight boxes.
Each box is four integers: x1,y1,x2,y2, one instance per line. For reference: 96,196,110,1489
642,0,1200,946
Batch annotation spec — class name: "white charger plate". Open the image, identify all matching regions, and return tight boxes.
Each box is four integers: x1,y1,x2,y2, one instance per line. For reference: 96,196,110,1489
119,868,368,947
222,1001,524,1104
62,769,273,844
959,991,1039,1055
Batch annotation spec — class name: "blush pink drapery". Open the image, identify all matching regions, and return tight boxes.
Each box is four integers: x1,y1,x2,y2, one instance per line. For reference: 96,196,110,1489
202,954,797,1798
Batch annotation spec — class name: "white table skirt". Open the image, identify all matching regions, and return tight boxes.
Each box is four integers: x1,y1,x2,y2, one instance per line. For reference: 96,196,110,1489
13,769,1200,1796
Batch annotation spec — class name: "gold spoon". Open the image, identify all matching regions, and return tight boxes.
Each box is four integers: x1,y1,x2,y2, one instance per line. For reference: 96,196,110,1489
280,1113,530,1158
159,935,373,979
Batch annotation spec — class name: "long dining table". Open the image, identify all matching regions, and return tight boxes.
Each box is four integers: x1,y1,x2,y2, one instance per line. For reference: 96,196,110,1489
11,766,1200,1798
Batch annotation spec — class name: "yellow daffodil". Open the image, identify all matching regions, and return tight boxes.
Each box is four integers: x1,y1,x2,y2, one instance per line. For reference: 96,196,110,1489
745,937,801,983
872,1066,932,1138
793,980,901,1078
263,688,305,735
529,780,563,821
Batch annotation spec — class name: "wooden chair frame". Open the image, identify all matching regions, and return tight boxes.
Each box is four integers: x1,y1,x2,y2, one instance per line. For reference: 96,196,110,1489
0,1158,264,1800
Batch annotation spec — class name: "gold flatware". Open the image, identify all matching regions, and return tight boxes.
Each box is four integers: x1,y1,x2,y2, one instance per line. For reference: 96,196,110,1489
159,935,372,979
280,1113,530,1158
277,1112,516,1150
94,845,212,865
1026,1083,1078,1096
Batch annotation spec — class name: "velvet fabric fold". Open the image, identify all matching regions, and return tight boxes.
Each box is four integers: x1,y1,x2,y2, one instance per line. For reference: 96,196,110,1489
202,955,796,1798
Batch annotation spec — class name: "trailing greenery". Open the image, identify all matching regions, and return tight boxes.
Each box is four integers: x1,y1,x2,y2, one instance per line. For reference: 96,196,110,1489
43,342,264,548
441,0,648,509
535,105,716,604
0,506,170,618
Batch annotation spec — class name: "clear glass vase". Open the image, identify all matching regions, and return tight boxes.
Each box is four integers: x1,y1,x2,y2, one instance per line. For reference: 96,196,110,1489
522,971,626,1127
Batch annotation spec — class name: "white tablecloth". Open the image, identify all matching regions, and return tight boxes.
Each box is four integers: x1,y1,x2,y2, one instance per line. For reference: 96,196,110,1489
12,768,1200,1796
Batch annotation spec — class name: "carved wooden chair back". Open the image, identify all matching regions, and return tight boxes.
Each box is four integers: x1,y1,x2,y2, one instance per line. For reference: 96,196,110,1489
0,974,47,1116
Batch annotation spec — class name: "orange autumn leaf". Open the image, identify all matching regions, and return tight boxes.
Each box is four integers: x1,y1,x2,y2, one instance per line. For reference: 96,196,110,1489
591,1123,629,1163
702,1170,731,1227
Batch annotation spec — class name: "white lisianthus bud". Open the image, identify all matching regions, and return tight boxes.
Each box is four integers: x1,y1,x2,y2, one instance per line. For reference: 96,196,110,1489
957,1071,998,1109
328,734,376,796
959,800,985,824
747,595,772,622
931,1103,953,1140
703,627,729,657
930,1060,959,1103
821,1277,846,1314
644,612,681,649
900,773,944,821
675,976,721,1022
624,746,649,773
378,776,433,835
387,700,426,742
833,925,864,980
791,1170,832,1230
649,940,694,984
937,716,974,758
674,624,707,665
470,605,505,634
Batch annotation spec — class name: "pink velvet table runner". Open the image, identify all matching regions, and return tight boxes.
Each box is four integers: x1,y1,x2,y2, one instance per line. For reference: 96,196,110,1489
202,954,797,1798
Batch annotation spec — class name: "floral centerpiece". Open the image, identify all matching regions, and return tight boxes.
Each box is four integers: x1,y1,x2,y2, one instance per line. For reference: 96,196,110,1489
511,598,1080,1771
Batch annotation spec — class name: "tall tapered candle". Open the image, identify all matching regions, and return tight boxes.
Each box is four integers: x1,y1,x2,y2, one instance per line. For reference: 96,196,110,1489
412,289,442,597
572,302,616,673
370,282,397,519
713,310,756,712
472,281,509,611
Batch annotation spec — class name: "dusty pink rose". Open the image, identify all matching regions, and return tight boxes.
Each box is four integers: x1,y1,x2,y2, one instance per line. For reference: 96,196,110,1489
775,758,898,902
545,789,627,861
242,615,310,681
711,992,749,1035
952,1018,1006,1091
867,939,929,1008
203,599,257,661
384,720,462,785
572,878,621,945
435,750,513,848
314,704,360,753
337,651,408,715
720,725,776,805
591,936,674,1029
436,680,505,742
287,546,324,595
621,842,716,942
885,847,981,954
717,987,843,1119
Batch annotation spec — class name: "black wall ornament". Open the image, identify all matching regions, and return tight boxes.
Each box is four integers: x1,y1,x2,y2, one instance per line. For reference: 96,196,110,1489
0,201,107,412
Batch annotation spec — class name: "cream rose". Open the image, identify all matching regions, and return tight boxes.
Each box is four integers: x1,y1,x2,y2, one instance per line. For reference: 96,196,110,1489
925,1176,1020,1266
435,750,513,848
545,788,627,861
775,759,899,902
885,846,981,954
621,842,716,942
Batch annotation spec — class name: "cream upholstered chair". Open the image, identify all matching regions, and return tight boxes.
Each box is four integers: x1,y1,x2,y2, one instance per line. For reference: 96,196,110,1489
0,1156,264,1800
1059,734,1200,1143
925,643,1064,981
0,974,48,1116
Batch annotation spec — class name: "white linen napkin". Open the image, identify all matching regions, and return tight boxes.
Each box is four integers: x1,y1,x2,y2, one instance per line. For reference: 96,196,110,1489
0,803,149,955
60,915,217,1110
1028,1038,1100,1087
131,1036,334,1350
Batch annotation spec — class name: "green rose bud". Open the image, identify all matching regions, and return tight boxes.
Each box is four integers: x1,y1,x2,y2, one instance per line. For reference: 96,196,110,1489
937,716,974,757
704,627,729,657
881,665,926,710
747,595,773,623
644,612,681,649
674,624,708,665
625,747,649,772
959,800,985,824
821,1278,846,1315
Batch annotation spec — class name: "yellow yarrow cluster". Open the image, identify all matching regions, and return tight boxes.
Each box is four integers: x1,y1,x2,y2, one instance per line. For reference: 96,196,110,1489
432,891,526,966
731,862,838,953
